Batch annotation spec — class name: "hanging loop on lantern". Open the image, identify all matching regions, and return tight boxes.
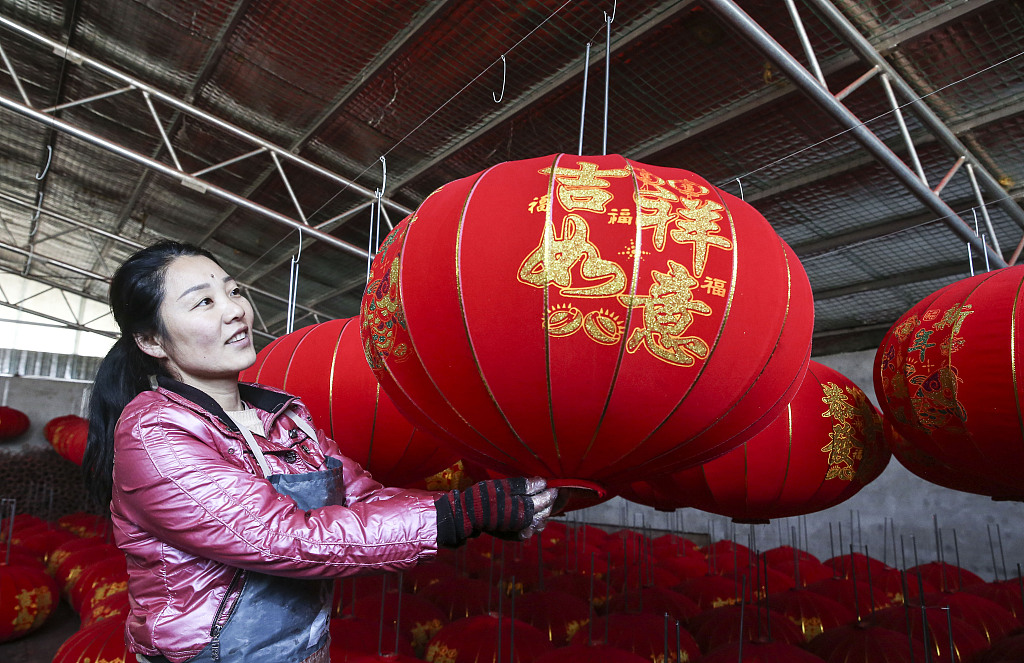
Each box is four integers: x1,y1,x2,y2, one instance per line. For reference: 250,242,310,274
602,2,615,155
493,54,507,103
29,190,43,237
35,144,52,180
736,177,745,201
286,231,302,335
367,156,387,280
578,42,592,155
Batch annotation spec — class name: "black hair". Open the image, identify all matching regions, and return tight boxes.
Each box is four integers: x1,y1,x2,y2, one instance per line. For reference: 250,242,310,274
83,240,219,509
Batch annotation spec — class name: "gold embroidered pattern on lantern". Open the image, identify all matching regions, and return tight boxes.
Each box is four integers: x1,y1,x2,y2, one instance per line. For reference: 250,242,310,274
361,221,410,369
619,261,712,367
518,214,627,297
819,383,864,481
539,161,632,212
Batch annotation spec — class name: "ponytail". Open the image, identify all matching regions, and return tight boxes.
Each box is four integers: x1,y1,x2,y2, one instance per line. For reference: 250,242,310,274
83,336,166,509
83,240,217,510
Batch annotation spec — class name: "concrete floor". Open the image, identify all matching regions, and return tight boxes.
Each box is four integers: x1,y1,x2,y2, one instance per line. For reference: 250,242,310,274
0,600,81,662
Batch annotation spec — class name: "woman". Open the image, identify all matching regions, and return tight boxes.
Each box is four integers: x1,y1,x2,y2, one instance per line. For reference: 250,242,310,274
83,241,557,663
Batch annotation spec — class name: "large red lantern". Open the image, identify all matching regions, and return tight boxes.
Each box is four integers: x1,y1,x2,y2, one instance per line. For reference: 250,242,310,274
645,361,890,522
52,616,132,663
45,415,89,465
874,266,1024,500
240,317,457,487
360,154,813,492
0,405,29,440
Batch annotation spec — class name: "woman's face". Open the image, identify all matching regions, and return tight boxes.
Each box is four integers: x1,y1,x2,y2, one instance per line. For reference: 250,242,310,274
138,255,257,391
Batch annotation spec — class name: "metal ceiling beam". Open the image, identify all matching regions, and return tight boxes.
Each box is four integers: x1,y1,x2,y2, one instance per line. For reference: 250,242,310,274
0,298,117,339
806,0,1024,232
704,0,1006,269
389,0,699,191
0,93,373,260
633,0,1001,167
201,0,451,270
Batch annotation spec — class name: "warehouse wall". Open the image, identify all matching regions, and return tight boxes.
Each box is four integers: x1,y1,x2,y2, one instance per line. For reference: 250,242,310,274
576,349,1024,582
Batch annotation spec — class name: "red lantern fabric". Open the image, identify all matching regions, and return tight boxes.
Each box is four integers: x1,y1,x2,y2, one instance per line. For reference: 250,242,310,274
978,631,1024,663
12,527,77,563
0,405,29,440
533,643,649,663
515,589,592,645
81,589,130,628
572,612,701,663
417,577,493,621
603,586,701,622
239,316,458,487
874,266,1024,500
805,578,892,618
674,575,746,611
56,512,110,538
68,555,128,614
347,592,448,657
762,589,856,641
52,615,132,662
649,361,890,522
45,414,89,464
0,562,59,642
54,543,121,593
805,622,927,663
657,555,710,581
961,581,1024,620
701,641,826,662
328,616,415,660
871,605,988,663
921,591,1022,645
692,605,806,653
360,154,813,491
824,553,892,582
425,614,554,663
876,568,938,606
907,562,985,592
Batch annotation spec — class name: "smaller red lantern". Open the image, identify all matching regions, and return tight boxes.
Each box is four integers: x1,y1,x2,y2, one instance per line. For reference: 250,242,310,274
572,613,701,663
53,616,133,663
68,555,128,614
908,562,985,592
347,592,448,657
45,415,89,465
81,589,130,629
871,604,988,663
0,562,59,642
693,605,805,653
417,577,493,621
515,589,592,645
426,614,553,663
329,616,414,659
701,640,826,662
762,589,856,641
0,406,29,440
805,621,926,663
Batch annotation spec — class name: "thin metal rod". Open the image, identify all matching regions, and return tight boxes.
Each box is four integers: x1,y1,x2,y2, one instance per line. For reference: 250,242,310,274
142,90,183,171
782,0,827,88
271,152,308,223
42,85,136,113
0,42,32,106
933,156,965,196
967,163,1003,255
880,73,927,185
0,93,370,259
192,147,268,177
835,65,879,101
602,12,612,155
578,42,591,155
703,0,1007,268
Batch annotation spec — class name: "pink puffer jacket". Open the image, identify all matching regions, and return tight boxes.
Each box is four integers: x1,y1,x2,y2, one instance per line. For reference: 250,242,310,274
110,378,439,662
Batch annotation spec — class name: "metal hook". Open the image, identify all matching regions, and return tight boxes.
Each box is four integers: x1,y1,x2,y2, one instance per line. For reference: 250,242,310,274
736,177,745,201
605,0,617,24
35,145,52,180
29,191,43,237
379,155,387,194
493,54,507,103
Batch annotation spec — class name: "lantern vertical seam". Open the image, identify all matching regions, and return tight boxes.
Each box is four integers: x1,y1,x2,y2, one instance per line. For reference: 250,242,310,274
328,320,346,444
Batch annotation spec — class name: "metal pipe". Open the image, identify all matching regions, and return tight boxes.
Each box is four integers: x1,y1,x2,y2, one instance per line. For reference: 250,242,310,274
803,0,1024,233
0,14,413,216
703,0,1006,268
933,156,965,196
782,0,827,88
0,92,371,260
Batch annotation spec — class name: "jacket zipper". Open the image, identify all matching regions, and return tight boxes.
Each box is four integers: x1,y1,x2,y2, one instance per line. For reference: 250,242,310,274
209,568,246,661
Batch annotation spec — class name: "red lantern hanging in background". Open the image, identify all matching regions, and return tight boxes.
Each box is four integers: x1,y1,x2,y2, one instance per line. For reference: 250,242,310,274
45,415,89,465
0,405,30,440
360,154,813,493
240,317,457,487
874,265,1024,500
645,361,890,522
52,616,132,663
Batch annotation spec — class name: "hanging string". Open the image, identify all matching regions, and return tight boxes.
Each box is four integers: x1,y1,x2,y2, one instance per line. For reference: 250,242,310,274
35,145,52,180
602,1,616,155
578,42,591,155
735,177,744,201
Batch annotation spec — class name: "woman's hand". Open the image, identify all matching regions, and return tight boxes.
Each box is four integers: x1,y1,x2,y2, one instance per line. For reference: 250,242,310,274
434,477,559,547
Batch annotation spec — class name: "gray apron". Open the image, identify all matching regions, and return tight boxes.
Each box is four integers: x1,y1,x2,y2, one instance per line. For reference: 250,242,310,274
142,411,340,663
